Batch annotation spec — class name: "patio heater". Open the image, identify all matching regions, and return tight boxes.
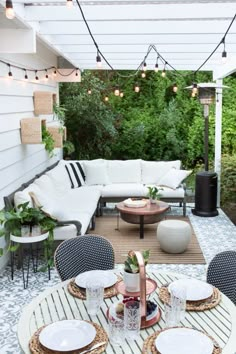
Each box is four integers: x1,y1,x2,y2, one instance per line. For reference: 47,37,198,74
187,83,228,217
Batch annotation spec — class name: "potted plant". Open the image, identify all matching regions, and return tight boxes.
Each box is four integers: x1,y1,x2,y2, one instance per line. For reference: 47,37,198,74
0,202,57,267
147,186,163,204
123,250,150,292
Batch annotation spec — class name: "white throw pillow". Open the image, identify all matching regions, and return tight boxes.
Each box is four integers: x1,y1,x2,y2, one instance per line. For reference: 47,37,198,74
14,191,33,208
83,162,110,185
141,160,181,184
158,168,192,190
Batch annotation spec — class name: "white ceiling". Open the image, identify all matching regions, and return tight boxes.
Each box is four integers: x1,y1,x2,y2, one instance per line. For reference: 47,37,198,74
1,0,236,73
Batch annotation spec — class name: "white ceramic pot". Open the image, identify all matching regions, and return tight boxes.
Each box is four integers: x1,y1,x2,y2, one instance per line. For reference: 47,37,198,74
123,271,140,292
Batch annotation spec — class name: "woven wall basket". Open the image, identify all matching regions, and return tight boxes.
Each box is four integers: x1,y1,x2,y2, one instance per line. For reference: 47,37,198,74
20,118,43,144
47,126,64,148
34,91,57,115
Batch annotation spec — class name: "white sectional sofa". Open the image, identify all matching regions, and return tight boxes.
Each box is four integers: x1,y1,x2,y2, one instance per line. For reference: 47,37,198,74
4,159,191,241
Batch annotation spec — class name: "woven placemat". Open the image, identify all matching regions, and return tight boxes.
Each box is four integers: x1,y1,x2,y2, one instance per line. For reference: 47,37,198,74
142,327,222,354
68,276,122,300
159,286,221,311
29,321,108,354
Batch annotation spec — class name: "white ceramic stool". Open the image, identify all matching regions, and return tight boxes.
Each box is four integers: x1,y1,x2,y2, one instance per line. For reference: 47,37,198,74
157,220,191,253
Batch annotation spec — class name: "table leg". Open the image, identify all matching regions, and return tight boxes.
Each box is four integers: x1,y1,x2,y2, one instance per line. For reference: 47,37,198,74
140,215,144,239
116,212,120,231
11,251,14,280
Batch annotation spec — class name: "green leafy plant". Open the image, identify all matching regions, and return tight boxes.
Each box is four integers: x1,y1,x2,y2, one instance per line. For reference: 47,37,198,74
42,125,55,157
0,202,57,266
53,103,67,125
147,186,163,201
63,140,75,158
124,250,150,273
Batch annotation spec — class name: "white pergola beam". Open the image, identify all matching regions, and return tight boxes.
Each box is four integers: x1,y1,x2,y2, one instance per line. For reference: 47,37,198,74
0,29,36,53
213,56,236,79
24,3,236,21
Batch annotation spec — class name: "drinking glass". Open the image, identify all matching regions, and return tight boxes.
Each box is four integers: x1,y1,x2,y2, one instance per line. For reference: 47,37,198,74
108,315,124,346
124,300,141,339
21,225,30,237
164,287,186,327
86,280,104,316
31,225,41,236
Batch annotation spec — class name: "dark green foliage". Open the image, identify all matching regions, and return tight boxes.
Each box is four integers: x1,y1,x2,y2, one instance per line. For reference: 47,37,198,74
221,154,236,206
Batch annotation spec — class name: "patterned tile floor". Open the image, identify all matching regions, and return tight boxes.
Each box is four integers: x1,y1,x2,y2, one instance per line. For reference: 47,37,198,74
0,204,235,353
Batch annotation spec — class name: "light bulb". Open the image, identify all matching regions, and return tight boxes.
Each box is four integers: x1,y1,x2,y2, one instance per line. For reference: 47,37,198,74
96,53,102,68
87,89,92,95
75,69,78,76
222,50,227,64
143,62,147,71
114,88,120,96
192,83,198,94
173,83,178,93
45,70,48,80
24,70,28,80
5,0,15,19
154,63,159,73
66,0,73,8
191,91,196,98
8,65,13,78
120,91,124,98
134,84,140,93
161,70,166,78
104,96,109,102
53,69,57,77
141,71,146,78
35,71,39,81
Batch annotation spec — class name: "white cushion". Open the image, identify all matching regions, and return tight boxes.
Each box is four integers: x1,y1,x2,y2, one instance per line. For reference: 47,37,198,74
14,190,33,208
141,160,181,184
29,190,56,217
108,160,141,183
101,183,144,198
54,225,77,241
34,175,56,198
46,164,71,193
83,161,110,185
158,168,192,190
55,210,92,235
143,185,185,198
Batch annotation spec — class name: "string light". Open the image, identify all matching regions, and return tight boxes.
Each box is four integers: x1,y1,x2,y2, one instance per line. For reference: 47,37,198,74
104,95,109,102
24,69,28,80
35,70,39,81
66,0,73,8
5,0,15,19
53,69,57,77
87,88,92,95
8,64,13,78
221,38,227,64
192,82,198,94
191,91,196,98
45,69,49,80
114,86,120,96
134,83,140,93
143,62,147,72
173,83,178,93
141,71,146,78
154,57,159,73
120,91,124,98
96,51,102,68
161,63,166,77
75,69,78,76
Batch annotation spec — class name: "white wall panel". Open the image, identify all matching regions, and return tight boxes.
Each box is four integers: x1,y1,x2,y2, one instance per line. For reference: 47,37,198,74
0,40,61,270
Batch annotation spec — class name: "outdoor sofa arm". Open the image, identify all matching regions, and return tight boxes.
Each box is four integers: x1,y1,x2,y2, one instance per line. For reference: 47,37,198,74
56,220,82,236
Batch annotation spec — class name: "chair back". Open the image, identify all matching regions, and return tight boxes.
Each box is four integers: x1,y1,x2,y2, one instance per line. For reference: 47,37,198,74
207,251,236,304
54,234,115,281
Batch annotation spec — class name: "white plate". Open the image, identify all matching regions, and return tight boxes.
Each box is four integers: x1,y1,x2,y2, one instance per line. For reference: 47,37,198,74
123,198,147,208
75,270,117,289
155,327,214,354
168,279,213,301
39,320,96,352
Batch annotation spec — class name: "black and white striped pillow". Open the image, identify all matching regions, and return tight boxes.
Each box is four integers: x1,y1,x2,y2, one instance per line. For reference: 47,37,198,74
65,162,85,188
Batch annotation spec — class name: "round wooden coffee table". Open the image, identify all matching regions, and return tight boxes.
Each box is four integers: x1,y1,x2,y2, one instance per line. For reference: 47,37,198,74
116,200,170,239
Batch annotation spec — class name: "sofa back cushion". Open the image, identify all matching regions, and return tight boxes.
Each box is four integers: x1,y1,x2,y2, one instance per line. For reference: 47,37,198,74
83,161,110,185
108,160,142,183
46,163,72,192
141,160,181,184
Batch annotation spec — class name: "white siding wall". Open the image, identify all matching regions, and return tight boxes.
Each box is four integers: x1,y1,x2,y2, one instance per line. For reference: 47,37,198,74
0,41,62,269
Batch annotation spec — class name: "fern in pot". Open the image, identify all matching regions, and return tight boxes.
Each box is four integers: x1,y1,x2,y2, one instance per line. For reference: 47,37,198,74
123,250,150,292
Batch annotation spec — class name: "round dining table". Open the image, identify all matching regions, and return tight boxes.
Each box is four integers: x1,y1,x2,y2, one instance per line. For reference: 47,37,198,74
18,271,236,354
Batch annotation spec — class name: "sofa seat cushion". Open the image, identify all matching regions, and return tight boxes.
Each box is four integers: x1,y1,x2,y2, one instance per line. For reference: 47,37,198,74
101,183,144,198
55,211,92,235
108,160,142,183
144,185,185,198
141,160,181,184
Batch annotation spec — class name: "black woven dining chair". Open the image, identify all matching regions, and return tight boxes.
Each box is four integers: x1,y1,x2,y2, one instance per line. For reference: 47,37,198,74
54,234,115,281
207,250,236,304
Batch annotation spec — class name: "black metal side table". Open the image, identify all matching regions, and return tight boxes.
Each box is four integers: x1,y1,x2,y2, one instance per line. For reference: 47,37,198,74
10,232,50,289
